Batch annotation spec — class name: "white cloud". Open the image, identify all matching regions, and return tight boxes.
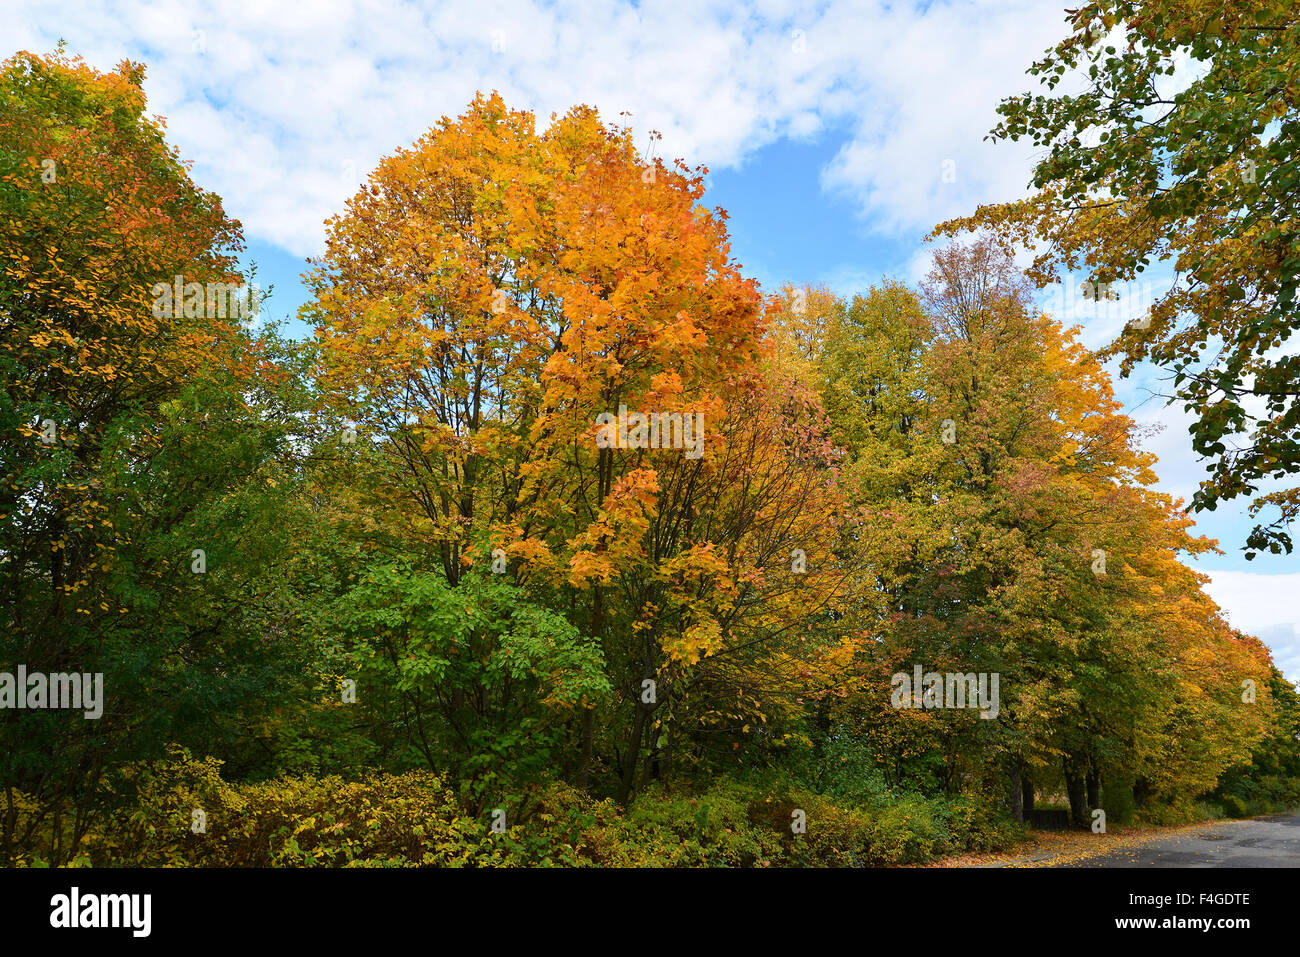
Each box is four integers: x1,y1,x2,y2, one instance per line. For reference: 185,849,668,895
7,0,1077,257
818,0,1071,239
1202,572,1300,683
819,264,889,298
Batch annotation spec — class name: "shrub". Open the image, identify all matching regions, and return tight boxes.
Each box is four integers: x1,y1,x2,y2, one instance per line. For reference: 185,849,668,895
17,748,1022,867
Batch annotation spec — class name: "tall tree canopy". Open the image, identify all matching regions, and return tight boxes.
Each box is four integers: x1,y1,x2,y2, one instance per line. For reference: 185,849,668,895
815,240,1274,819
1,49,311,861
935,0,1300,559
304,93,858,803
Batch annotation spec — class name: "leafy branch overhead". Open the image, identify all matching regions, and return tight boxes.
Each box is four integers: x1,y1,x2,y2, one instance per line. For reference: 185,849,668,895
934,0,1300,558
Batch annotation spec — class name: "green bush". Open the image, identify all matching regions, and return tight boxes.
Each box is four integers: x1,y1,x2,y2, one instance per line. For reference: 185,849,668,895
1101,776,1138,826
1219,794,1250,819
18,747,1022,867
1134,799,1220,828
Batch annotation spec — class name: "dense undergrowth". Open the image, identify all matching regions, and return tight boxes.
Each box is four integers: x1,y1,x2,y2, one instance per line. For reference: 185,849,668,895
12,748,1023,868
15,741,1295,868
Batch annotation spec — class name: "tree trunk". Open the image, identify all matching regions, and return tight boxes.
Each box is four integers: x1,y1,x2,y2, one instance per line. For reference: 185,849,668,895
1021,774,1035,821
616,702,648,804
578,707,594,790
1006,763,1024,824
1064,761,1088,829
1086,770,1101,811
579,581,606,791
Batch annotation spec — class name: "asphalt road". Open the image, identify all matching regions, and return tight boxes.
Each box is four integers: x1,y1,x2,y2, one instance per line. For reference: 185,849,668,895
1073,812,1300,868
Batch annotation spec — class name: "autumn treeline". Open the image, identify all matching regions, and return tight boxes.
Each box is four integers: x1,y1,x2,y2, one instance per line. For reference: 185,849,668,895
2,50,1297,866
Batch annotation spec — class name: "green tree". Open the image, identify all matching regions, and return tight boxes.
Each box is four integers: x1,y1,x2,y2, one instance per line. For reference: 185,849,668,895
0,50,313,863
936,0,1300,558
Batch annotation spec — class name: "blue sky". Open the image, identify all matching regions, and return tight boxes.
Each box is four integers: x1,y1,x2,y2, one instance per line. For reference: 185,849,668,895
10,0,1297,679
